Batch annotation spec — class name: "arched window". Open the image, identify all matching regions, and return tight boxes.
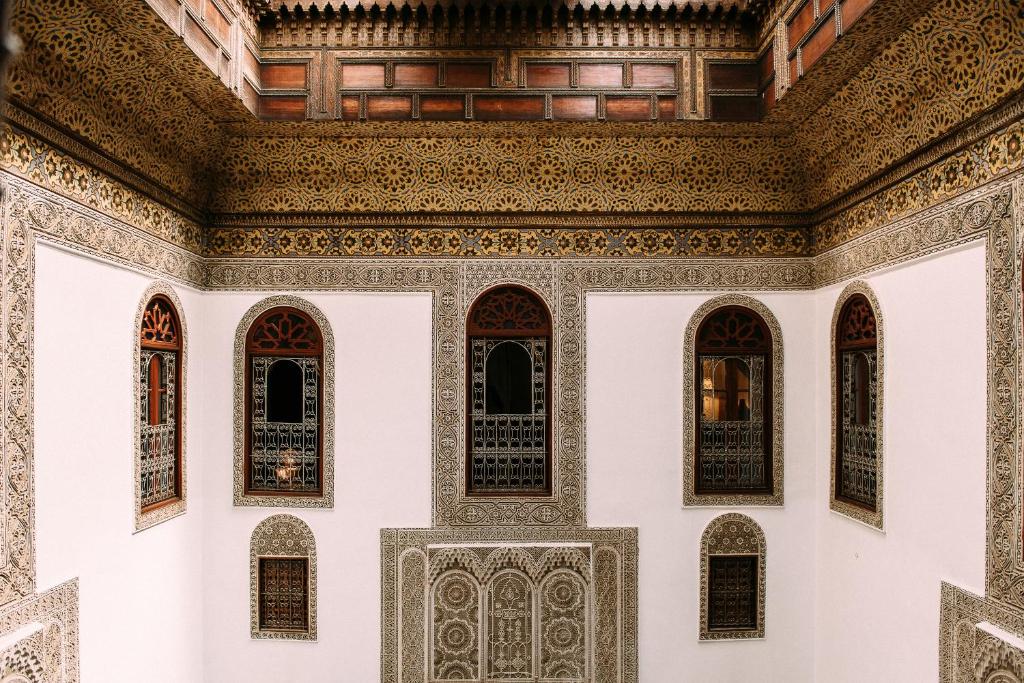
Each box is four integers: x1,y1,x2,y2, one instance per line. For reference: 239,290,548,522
466,285,552,496
692,303,774,496
699,513,766,640
831,282,884,529
250,514,317,640
135,283,187,532
235,297,334,507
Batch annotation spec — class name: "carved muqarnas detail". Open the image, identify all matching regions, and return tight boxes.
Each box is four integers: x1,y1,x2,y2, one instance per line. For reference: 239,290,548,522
974,637,1024,682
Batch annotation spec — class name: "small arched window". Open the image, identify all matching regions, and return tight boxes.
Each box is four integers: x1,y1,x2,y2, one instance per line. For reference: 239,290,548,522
135,283,187,532
250,514,317,640
699,513,766,640
467,285,552,496
832,285,883,526
694,305,773,495
245,306,324,498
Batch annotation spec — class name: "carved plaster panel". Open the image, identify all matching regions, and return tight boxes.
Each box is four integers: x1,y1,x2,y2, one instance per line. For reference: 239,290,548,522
681,295,785,507
828,280,885,530
133,281,189,532
0,581,79,683
249,514,318,641
233,296,335,508
699,513,767,640
381,527,637,683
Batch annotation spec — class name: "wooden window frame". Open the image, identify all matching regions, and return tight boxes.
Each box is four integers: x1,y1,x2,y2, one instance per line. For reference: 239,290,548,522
465,284,554,498
243,306,325,499
693,305,774,497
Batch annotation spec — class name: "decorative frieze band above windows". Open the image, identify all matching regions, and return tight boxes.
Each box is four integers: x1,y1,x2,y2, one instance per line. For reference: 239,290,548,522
829,281,884,531
233,296,335,508
682,295,785,507
250,515,317,641
134,282,188,532
699,513,766,641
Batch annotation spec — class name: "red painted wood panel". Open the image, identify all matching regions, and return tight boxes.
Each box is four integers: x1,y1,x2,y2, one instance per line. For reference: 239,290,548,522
340,96,360,120
708,62,758,91
526,63,571,88
446,63,491,88
579,63,623,88
657,96,676,121
552,96,597,120
787,0,815,47
420,95,465,120
205,2,232,44
395,63,438,87
473,96,544,120
367,96,412,120
758,43,775,88
261,63,307,90
259,95,307,121
801,14,837,73
632,63,675,89
605,96,651,121
340,63,386,88
842,0,875,28
709,95,760,122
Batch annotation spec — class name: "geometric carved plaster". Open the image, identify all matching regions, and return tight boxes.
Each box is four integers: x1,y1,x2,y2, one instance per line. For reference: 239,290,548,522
681,295,785,507
698,513,767,641
0,581,79,683
249,514,318,641
133,281,188,532
828,280,885,531
232,296,336,509
380,526,637,683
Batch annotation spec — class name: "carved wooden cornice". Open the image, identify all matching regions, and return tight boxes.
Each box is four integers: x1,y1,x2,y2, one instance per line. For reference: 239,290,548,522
262,0,762,13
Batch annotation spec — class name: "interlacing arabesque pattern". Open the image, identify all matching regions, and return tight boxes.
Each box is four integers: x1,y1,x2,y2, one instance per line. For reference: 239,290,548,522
797,0,1024,206
940,583,1024,683
0,581,79,683
211,134,808,214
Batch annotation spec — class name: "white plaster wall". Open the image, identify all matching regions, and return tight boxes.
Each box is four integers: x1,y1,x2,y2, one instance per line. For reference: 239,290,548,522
34,244,205,683
812,243,988,682
586,292,818,683
198,291,433,683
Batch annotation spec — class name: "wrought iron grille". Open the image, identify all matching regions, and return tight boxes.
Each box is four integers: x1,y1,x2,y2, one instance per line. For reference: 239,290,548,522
250,357,320,492
470,338,548,494
140,350,177,508
839,349,878,507
707,555,758,631
698,355,766,491
258,557,309,632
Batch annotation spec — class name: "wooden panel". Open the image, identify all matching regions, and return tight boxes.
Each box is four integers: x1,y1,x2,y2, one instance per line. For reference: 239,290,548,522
204,2,232,45
758,43,775,87
605,96,651,121
842,0,875,28
340,96,360,120
802,15,837,73
709,95,761,122
789,57,799,84
261,63,307,90
259,95,307,121
183,15,219,73
446,63,491,88
820,0,836,11
243,46,260,83
657,96,676,121
708,62,758,91
420,95,465,120
241,79,259,114
148,0,179,27
526,63,571,88
183,0,200,13
787,0,815,47
762,83,776,113
631,63,675,89
394,63,439,87
367,96,412,120
579,63,623,88
473,96,544,120
551,96,597,120
340,63,386,88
